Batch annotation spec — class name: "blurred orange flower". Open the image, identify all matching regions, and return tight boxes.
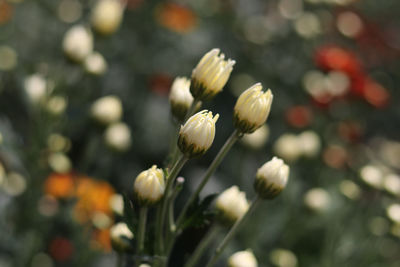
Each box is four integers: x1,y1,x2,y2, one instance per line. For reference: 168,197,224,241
156,3,197,33
92,229,112,251
0,0,13,26
44,173,76,198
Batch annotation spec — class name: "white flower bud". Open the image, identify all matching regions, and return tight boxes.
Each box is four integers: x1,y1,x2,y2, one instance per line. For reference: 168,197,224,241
387,204,400,224
303,188,331,212
91,0,124,35
104,122,131,152
298,131,321,157
234,83,273,134
169,77,194,121
134,165,165,205
62,25,93,62
24,74,47,104
270,249,298,267
191,48,235,100
109,194,124,216
228,250,258,267
91,96,123,125
178,110,219,158
110,222,133,251
255,157,289,199
84,52,107,75
274,134,302,162
215,186,249,224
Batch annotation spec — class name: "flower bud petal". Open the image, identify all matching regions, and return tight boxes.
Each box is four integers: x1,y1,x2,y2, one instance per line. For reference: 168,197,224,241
169,77,194,121
254,157,289,199
215,186,249,225
178,110,219,158
63,25,93,62
91,0,124,35
228,250,258,267
110,222,133,252
234,83,273,134
191,49,235,100
133,165,165,205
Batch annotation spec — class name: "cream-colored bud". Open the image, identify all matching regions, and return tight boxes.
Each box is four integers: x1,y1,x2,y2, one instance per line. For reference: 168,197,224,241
48,153,72,173
304,188,331,212
255,157,289,199
234,83,273,134
298,131,321,157
270,249,298,267
24,74,47,104
169,77,194,121
190,48,235,100
62,25,93,62
134,165,165,205
46,96,68,115
178,110,219,158
228,250,258,267
386,204,400,224
215,186,249,224
110,222,133,251
274,134,302,162
104,122,131,152
84,52,107,75
91,0,124,35
109,194,124,216
241,124,269,149
91,96,123,125
359,165,383,189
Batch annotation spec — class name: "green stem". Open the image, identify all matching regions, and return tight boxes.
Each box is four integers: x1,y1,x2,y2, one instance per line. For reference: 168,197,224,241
137,207,148,255
183,99,201,123
184,224,220,267
116,253,123,267
156,154,188,254
175,130,241,230
204,195,261,267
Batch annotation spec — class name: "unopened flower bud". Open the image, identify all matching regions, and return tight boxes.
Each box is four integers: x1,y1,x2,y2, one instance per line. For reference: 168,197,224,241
228,250,258,267
91,96,123,125
110,222,133,251
62,25,93,62
234,83,273,134
84,52,107,75
169,77,194,121
134,165,165,205
215,186,249,225
255,157,289,199
91,0,124,35
104,122,131,152
178,110,219,158
191,48,235,100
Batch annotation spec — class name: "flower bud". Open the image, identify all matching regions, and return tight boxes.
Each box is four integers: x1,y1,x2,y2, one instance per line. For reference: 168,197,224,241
84,52,107,75
228,250,258,267
215,186,249,225
133,165,165,205
62,25,93,62
104,122,131,152
255,157,289,199
178,110,219,158
190,48,235,100
169,77,194,121
233,83,273,134
24,74,47,104
110,222,133,252
91,96,123,125
91,0,124,35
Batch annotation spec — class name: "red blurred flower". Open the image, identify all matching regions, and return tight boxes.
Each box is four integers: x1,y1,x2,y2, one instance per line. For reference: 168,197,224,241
363,79,389,108
0,0,13,26
49,237,74,262
285,105,313,128
149,73,172,96
155,3,197,33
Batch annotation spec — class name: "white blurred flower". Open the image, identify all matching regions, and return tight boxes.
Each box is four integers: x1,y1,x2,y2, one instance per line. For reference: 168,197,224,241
383,174,400,197
48,153,72,173
91,0,124,35
270,248,298,267
359,165,383,189
169,77,194,121
274,134,302,162
109,194,124,215
386,204,400,224
216,186,249,224
241,124,270,149
191,48,235,100
228,250,258,267
2,172,27,196
91,96,123,125
46,96,67,115
304,188,331,212
104,122,131,151
255,157,289,199
339,180,361,200
234,83,273,134
24,74,47,104
134,165,165,205
110,222,133,251
47,133,71,152
84,52,107,75
178,110,219,158
298,131,321,157
62,25,93,62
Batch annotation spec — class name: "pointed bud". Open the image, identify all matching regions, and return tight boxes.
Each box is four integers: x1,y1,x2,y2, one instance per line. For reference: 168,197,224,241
63,25,93,62
91,96,123,125
191,48,235,100
133,165,165,205
169,77,194,121
110,222,133,252
178,110,219,158
255,157,289,199
228,250,258,267
215,186,249,225
234,83,273,134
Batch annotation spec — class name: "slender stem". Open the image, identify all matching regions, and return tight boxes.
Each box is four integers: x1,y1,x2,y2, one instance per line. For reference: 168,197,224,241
116,253,123,267
156,154,188,254
205,195,261,267
183,99,200,123
184,224,220,267
137,207,148,255
175,130,241,230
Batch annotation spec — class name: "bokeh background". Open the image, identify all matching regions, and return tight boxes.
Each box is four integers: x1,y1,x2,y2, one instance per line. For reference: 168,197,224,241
1,0,400,266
